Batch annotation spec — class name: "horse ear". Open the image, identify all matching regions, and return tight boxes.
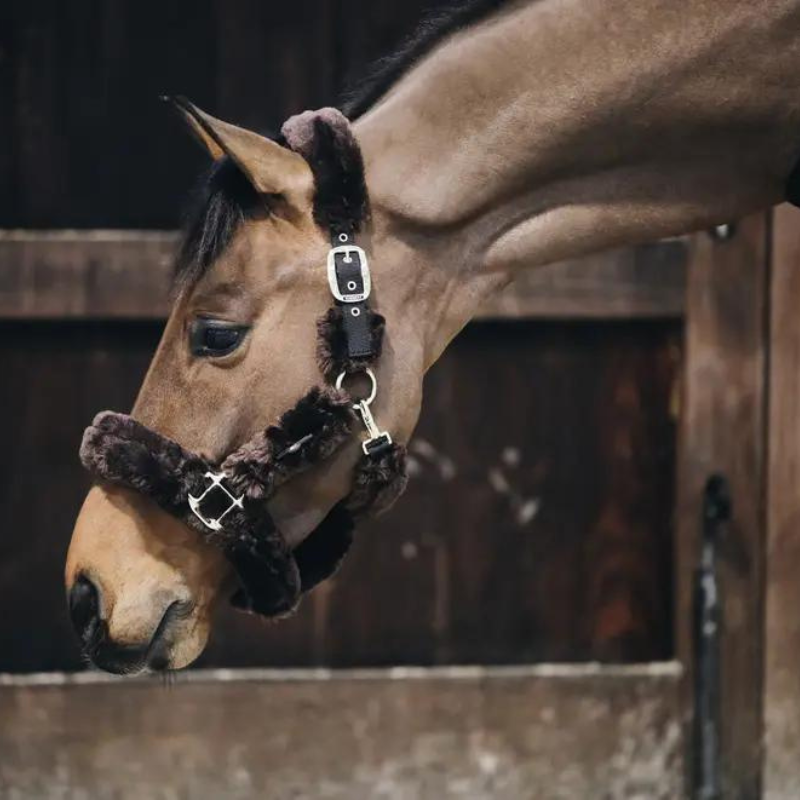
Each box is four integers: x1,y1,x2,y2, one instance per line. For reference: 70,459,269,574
162,95,225,160
163,95,313,204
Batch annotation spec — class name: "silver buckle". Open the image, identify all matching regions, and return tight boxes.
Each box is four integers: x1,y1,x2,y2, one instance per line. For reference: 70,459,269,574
327,245,371,303
188,471,244,531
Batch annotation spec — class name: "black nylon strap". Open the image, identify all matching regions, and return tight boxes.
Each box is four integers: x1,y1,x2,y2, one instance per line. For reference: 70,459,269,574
340,302,372,358
363,434,394,459
330,230,376,362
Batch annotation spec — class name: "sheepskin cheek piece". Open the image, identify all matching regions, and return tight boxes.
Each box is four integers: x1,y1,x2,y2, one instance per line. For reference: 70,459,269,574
79,107,408,618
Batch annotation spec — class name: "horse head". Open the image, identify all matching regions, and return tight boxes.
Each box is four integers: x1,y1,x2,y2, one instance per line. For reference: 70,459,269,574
65,100,426,672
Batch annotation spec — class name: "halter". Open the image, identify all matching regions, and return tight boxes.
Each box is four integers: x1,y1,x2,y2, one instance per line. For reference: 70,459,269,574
79,108,408,618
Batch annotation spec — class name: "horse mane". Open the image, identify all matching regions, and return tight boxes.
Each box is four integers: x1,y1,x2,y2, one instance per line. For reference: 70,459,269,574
341,0,510,119
175,0,510,287
174,156,261,289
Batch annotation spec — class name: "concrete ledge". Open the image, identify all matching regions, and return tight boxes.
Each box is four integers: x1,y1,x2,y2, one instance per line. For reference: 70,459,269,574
0,663,684,799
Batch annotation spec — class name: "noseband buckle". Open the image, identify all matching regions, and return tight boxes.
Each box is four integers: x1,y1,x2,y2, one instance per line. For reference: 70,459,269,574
327,245,371,303
188,471,244,531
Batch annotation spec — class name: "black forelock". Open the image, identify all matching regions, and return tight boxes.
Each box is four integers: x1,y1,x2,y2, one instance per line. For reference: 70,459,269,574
341,0,510,120
174,156,262,289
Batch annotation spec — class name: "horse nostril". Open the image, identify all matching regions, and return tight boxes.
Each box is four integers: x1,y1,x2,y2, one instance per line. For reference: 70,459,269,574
68,574,101,640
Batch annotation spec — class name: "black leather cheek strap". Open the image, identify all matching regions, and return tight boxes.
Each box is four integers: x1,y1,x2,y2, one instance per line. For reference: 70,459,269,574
331,229,376,362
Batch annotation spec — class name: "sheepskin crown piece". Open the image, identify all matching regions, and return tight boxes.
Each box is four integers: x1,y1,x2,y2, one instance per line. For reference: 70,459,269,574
79,108,407,618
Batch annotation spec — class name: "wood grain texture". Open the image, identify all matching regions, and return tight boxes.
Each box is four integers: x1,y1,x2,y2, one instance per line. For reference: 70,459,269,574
0,665,685,800
0,0,438,229
0,320,164,673
0,320,679,672
586,340,678,662
764,204,800,800
0,230,687,320
0,231,176,318
676,217,770,799
0,2,15,224
196,321,681,670
0,5,689,795
3,0,218,227
214,0,335,128
480,239,687,320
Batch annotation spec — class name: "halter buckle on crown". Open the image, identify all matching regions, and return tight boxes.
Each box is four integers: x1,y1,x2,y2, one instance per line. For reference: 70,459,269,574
188,471,244,531
327,245,371,303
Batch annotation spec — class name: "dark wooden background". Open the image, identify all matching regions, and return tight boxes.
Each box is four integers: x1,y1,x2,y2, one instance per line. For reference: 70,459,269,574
0,0,680,672
0,0,438,228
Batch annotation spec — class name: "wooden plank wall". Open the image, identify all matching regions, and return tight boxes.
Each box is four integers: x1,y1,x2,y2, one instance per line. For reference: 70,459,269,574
6,3,799,798
676,216,770,799
0,0,433,228
0,317,680,672
0,665,685,800
764,205,800,800
0,231,688,320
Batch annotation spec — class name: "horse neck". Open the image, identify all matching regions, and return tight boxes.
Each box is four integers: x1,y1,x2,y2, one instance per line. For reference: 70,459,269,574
355,0,800,367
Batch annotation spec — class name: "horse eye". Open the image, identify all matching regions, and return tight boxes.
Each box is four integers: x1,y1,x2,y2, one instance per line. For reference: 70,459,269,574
190,319,249,357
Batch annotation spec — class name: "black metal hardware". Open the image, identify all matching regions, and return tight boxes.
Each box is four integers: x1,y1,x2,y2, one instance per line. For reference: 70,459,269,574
692,474,730,800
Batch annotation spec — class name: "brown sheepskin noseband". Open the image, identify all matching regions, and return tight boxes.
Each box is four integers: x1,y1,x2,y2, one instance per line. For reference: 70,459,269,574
79,108,407,618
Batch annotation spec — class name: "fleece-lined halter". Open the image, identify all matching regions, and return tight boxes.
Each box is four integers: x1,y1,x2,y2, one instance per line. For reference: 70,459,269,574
79,108,408,618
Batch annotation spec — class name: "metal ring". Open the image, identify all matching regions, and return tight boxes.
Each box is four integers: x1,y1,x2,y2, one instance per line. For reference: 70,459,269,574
338,232,349,243
350,307,361,317
335,367,377,406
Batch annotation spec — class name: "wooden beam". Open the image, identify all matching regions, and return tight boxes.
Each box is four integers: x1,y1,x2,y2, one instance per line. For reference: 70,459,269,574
479,239,687,320
0,230,687,321
675,216,770,798
0,230,177,319
764,204,800,800
0,664,684,799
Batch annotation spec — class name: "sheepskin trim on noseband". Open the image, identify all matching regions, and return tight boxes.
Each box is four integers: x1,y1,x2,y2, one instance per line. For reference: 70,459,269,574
221,386,354,500
316,307,386,381
281,108,369,233
81,411,298,615
80,410,210,516
80,387,356,617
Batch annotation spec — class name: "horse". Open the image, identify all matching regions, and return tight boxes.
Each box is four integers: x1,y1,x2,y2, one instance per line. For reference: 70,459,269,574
65,0,800,672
